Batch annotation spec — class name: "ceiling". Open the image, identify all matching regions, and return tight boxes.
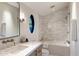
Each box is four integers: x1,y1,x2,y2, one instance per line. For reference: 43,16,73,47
24,2,69,16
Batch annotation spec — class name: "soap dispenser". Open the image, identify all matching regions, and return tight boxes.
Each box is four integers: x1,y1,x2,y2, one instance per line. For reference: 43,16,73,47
26,38,28,42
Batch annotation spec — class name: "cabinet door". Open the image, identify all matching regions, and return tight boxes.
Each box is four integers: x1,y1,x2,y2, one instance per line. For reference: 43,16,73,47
29,50,37,56
36,46,42,56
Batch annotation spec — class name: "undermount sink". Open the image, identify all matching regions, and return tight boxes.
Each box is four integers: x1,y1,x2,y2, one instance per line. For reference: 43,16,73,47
0,44,28,56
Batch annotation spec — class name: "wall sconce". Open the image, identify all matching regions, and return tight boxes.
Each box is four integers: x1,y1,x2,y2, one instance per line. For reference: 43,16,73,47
20,18,25,22
17,17,24,23
20,12,25,23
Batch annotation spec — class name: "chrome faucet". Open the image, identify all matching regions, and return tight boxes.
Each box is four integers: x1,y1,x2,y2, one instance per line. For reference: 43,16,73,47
66,40,70,44
10,39,16,46
2,39,16,46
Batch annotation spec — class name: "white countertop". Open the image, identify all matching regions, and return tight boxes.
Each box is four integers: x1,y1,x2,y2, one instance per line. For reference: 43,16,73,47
0,41,42,56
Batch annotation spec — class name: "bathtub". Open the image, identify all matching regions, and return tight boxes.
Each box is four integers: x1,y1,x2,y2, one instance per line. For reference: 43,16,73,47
42,41,70,56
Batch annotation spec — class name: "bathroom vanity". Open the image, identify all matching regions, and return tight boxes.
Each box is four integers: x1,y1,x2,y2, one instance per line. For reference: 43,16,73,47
29,45,42,56
0,42,42,56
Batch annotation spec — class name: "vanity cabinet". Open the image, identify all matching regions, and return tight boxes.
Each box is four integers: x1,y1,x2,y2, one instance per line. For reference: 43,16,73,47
36,46,42,56
29,45,42,56
29,50,37,56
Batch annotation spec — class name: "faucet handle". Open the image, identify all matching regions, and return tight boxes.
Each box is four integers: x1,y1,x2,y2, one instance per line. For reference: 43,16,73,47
11,39,14,42
2,40,7,44
66,40,70,44
7,40,10,42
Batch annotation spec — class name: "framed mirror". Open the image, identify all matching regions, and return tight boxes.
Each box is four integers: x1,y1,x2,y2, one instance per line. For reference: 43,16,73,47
0,2,20,39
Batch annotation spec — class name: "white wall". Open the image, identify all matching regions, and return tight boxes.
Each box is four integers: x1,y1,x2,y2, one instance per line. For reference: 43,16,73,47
39,7,69,41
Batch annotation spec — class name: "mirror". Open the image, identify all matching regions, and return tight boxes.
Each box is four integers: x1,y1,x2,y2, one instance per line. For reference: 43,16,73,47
0,2,20,39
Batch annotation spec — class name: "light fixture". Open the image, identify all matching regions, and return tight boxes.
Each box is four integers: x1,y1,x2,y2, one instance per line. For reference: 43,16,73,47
20,12,25,22
20,18,25,22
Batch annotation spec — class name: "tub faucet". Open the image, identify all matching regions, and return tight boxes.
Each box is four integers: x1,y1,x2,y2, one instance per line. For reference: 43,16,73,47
66,40,70,44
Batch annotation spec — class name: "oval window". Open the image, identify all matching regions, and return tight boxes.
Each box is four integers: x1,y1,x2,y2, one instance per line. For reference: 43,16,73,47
29,14,35,33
